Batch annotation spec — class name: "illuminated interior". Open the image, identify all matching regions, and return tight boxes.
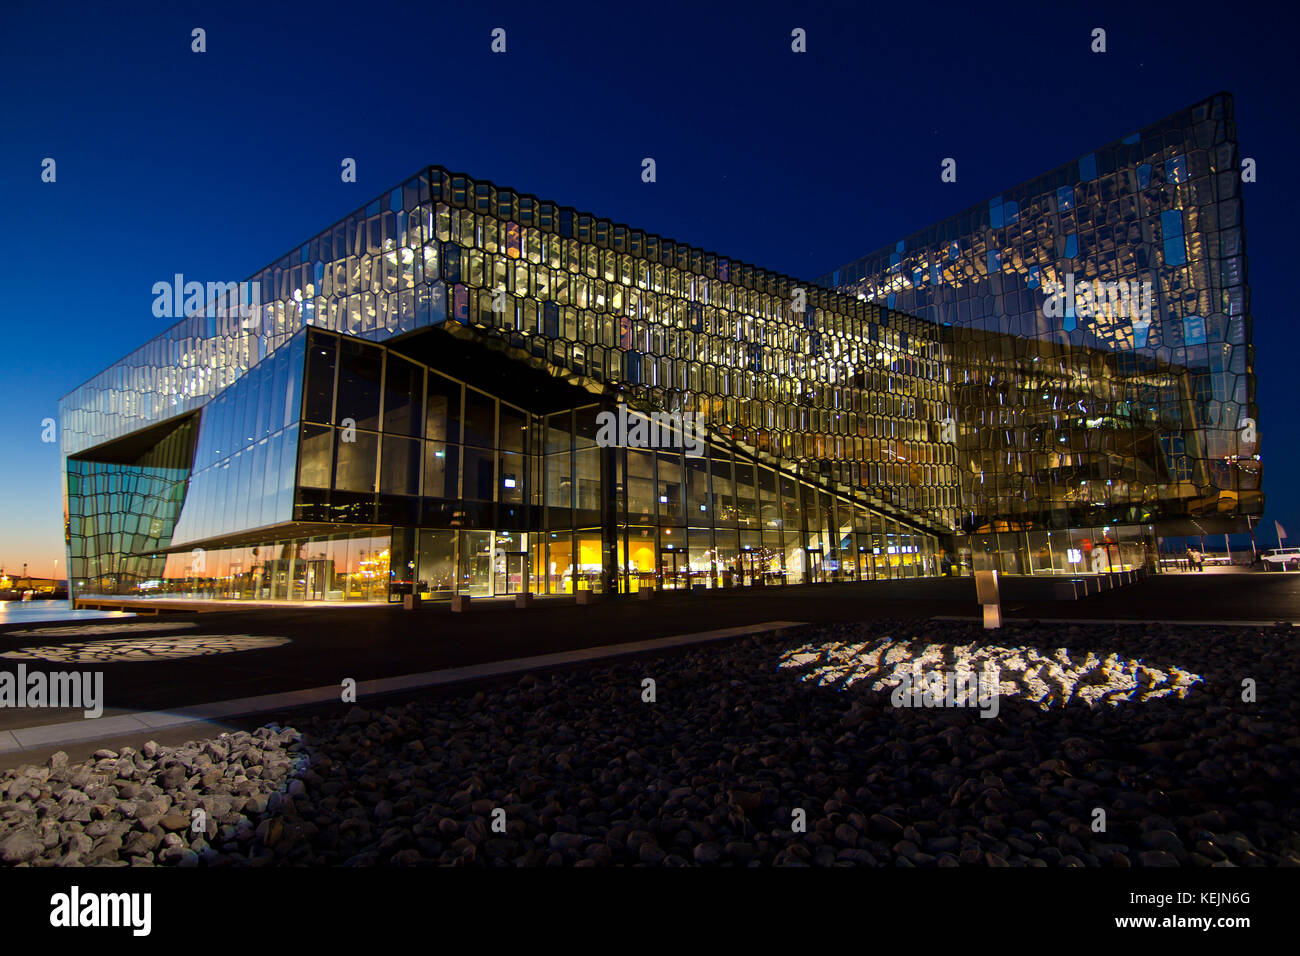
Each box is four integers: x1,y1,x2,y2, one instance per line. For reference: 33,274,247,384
59,97,1260,601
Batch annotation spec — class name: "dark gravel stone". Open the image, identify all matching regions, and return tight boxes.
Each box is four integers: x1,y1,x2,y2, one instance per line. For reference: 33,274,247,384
3,619,1298,868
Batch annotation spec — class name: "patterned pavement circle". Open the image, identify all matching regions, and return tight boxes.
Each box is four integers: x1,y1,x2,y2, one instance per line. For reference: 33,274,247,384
778,637,1203,708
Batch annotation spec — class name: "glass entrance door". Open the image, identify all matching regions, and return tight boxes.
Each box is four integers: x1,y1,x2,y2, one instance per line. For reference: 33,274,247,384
806,548,825,583
659,549,688,590
459,530,493,597
497,552,527,594
303,560,323,600
858,551,874,581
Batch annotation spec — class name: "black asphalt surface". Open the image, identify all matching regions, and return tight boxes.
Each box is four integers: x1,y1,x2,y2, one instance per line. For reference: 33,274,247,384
0,573,1296,744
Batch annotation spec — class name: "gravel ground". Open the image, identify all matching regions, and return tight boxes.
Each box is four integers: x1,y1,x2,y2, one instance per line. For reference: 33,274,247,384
2,619,1297,867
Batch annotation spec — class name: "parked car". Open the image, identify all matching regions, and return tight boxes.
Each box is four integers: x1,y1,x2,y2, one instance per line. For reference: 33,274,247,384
1260,547,1300,570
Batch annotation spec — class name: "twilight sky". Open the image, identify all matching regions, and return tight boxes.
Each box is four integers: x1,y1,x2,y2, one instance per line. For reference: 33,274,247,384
1,0,1294,575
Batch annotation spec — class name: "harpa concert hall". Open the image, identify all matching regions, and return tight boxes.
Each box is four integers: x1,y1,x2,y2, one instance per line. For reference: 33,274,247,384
60,93,1260,605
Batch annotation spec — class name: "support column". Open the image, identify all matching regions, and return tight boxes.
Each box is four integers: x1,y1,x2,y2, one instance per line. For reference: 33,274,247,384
599,425,620,595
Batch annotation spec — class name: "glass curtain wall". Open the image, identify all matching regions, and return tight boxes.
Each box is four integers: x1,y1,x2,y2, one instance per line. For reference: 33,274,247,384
956,524,1157,576
65,418,197,596
158,530,390,602
171,331,307,547
610,429,939,593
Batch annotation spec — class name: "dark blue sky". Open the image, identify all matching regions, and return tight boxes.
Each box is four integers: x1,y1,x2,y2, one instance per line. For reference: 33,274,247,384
2,0,1294,572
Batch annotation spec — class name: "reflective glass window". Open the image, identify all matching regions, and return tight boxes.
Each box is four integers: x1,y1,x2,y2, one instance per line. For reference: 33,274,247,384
380,435,421,496
333,430,377,492
299,424,333,489
426,372,462,443
423,441,459,499
383,355,423,436
336,339,382,430
304,335,336,423
463,389,496,448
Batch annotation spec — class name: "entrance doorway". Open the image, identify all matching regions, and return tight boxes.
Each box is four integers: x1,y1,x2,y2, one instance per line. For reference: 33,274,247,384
305,559,327,600
459,530,493,597
659,549,688,590
497,552,527,594
806,548,825,583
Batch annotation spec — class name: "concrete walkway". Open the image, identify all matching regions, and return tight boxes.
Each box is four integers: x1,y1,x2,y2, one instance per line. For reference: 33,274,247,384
0,621,805,755
1,574,1295,747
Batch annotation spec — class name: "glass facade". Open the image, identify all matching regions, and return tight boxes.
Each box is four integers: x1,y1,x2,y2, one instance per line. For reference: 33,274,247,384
820,93,1261,563
169,331,305,545
156,531,390,602
64,418,196,596
91,327,941,602
59,96,1260,601
60,160,952,602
